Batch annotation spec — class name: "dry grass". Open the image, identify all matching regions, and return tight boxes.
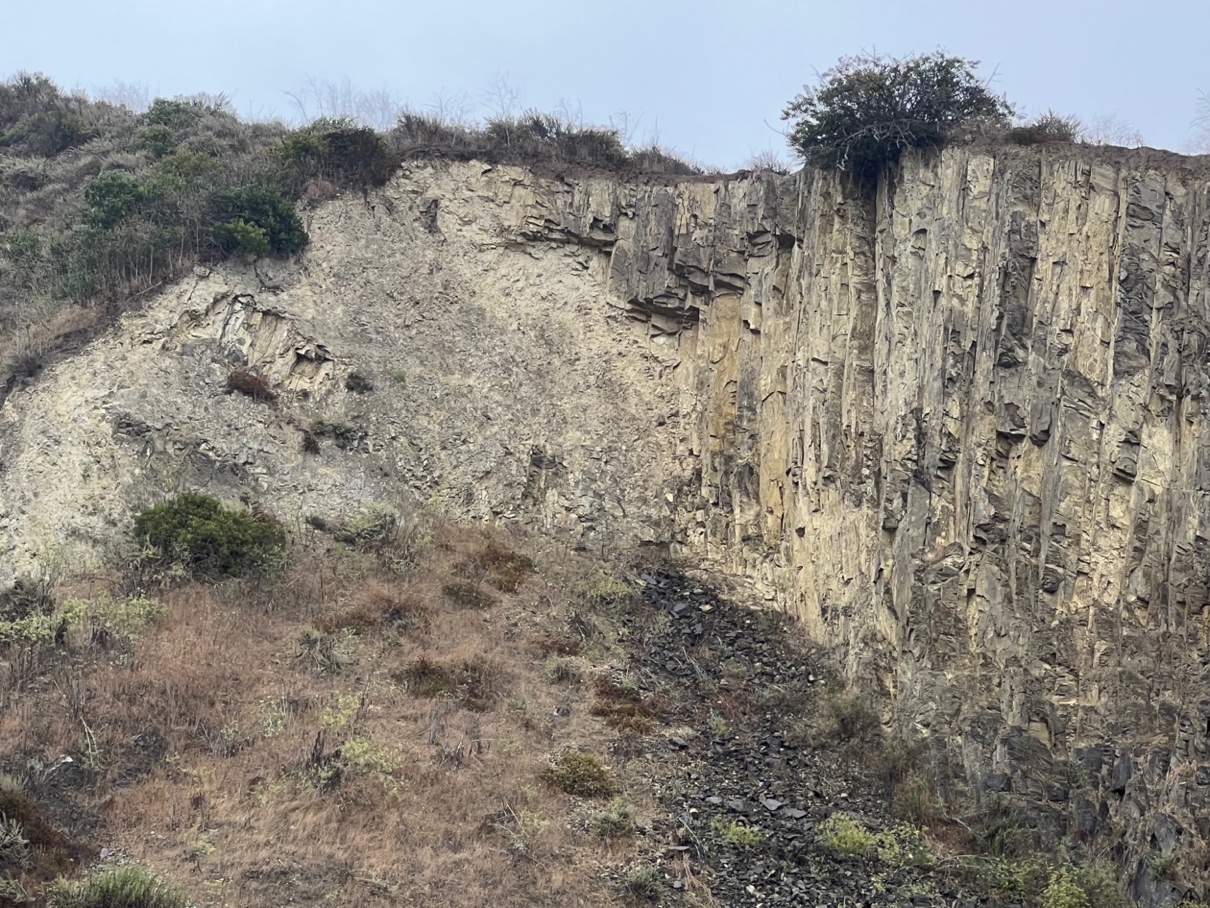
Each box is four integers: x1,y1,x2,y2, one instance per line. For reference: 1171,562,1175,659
0,521,659,907
224,367,277,403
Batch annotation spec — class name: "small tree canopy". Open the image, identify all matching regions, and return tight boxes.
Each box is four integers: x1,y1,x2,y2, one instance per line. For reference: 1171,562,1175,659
782,52,1013,179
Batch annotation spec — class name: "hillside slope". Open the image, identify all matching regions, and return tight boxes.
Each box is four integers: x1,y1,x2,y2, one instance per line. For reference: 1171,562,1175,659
5,147,1210,900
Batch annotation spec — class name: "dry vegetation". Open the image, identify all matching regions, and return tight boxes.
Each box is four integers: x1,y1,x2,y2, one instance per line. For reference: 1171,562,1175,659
0,518,673,907
0,73,708,407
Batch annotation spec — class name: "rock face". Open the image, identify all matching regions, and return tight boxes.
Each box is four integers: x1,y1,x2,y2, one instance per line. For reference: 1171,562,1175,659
5,149,1210,891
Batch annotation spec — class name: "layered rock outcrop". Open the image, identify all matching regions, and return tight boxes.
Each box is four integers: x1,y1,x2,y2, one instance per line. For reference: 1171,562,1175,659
4,148,1210,895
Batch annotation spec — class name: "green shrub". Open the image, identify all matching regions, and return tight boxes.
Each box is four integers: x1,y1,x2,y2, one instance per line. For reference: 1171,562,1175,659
156,149,216,180
819,813,875,856
709,816,764,848
1008,111,1083,145
84,170,144,229
619,864,660,901
133,492,286,579
541,751,619,798
594,800,637,839
212,217,270,258
782,51,1013,178
1042,867,1091,908
332,504,398,545
145,97,208,131
309,419,365,450
46,863,187,908
278,119,395,191
136,125,177,158
213,183,307,255
0,814,29,874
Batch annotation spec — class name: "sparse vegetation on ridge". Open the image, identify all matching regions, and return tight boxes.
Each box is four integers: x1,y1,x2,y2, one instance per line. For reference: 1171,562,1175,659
0,72,712,400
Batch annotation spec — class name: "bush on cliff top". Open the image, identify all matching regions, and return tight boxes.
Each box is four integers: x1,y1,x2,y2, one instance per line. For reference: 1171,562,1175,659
782,51,1013,178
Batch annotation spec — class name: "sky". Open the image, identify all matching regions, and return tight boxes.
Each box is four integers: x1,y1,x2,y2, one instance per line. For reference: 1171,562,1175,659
3,0,1208,169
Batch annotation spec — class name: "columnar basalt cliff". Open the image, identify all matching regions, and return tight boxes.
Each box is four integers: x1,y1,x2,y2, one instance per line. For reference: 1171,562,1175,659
3,148,1210,895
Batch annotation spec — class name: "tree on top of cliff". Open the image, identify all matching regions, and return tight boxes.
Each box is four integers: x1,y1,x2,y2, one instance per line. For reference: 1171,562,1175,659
782,52,1013,180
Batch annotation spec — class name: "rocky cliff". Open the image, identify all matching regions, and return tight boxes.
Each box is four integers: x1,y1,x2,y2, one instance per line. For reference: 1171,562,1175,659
4,147,1210,897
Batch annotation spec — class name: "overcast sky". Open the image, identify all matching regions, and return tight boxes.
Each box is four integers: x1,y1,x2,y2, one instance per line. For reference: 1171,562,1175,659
4,0,1207,168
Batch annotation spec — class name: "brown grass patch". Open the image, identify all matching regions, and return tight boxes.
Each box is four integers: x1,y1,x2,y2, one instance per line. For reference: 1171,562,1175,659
0,522,657,907
225,367,277,402
590,676,663,734
441,582,494,610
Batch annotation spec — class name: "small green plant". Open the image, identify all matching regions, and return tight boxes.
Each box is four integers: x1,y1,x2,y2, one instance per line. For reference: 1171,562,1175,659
213,183,308,255
322,692,364,733
619,864,660,901
594,800,638,839
83,170,144,229
256,695,292,737
819,813,875,856
212,218,270,258
1041,867,1091,908
1148,850,1178,881
333,504,398,546
541,751,619,798
873,822,932,868
309,419,366,451
135,124,177,158
706,711,732,739
46,863,187,908
0,814,29,874
709,816,764,848
133,492,286,580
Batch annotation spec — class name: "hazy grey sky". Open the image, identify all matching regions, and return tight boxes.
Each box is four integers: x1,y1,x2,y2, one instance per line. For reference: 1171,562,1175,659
4,0,1207,168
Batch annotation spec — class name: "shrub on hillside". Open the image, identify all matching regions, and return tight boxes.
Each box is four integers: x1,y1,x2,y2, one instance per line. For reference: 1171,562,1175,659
83,170,144,230
212,218,270,259
781,51,1013,178
46,864,187,908
135,124,177,158
212,183,308,255
278,119,396,191
133,492,286,579
541,751,619,798
145,96,212,131
1007,111,1083,145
